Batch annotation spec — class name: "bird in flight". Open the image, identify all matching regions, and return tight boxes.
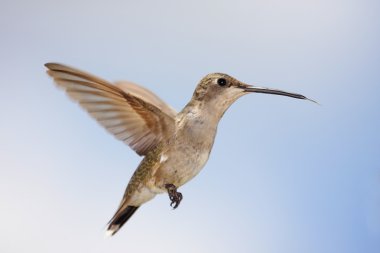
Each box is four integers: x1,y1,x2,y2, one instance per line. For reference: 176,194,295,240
45,63,314,236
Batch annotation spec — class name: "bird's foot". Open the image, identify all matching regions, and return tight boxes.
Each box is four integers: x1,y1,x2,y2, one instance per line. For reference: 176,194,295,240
165,184,183,209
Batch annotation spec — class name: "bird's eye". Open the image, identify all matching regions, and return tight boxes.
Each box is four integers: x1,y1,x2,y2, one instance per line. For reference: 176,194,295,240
217,78,227,86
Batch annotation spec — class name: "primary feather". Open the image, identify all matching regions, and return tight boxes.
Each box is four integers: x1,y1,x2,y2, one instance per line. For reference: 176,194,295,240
45,63,175,156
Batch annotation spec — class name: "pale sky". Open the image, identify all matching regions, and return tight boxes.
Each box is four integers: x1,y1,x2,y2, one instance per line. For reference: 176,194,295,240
1,1,379,252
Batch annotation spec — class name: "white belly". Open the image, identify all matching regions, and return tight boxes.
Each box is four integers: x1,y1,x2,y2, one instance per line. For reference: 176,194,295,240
155,137,213,188
152,109,218,190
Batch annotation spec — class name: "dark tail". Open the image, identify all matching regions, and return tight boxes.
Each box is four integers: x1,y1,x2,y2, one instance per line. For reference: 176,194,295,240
106,206,139,236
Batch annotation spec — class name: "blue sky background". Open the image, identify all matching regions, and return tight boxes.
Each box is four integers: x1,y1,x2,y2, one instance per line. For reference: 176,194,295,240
1,0,379,252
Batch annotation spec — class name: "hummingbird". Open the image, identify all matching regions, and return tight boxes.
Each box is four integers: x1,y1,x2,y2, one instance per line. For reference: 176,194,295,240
45,63,314,236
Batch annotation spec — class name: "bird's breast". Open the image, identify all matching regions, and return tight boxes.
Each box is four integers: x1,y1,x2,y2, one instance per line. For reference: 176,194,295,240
156,144,211,188
151,110,219,189
154,133,215,188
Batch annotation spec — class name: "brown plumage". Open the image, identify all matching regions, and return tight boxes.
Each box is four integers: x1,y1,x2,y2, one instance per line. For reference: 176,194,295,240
45,63,314,236
46,63,175,156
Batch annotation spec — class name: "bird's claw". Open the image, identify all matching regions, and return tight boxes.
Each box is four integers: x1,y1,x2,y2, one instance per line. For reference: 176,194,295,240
170,192,182,209
165,184,183,209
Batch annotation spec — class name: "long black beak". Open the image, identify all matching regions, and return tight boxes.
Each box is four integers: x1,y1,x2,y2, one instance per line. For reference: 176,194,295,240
243,85,318,104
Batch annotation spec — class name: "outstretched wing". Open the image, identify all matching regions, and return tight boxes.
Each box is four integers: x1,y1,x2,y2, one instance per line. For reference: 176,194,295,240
45,63,175,156
114,81,177,118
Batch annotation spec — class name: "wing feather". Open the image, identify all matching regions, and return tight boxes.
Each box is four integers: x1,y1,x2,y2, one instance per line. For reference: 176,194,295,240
115,81,177,117
45,63,175,156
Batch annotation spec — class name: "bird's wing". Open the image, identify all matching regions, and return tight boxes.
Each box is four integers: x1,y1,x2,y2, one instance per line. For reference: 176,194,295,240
45,63,175,156
114,81,177,117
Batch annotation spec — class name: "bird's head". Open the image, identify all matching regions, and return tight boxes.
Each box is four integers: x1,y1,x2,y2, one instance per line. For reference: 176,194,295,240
192,73,315,109
186,73,316,120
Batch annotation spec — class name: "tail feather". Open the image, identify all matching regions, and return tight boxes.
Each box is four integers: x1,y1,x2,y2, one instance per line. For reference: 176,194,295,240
106,206,139,236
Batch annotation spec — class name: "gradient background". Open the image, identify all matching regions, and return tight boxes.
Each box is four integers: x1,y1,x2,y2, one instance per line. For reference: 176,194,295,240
1,0,379,252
